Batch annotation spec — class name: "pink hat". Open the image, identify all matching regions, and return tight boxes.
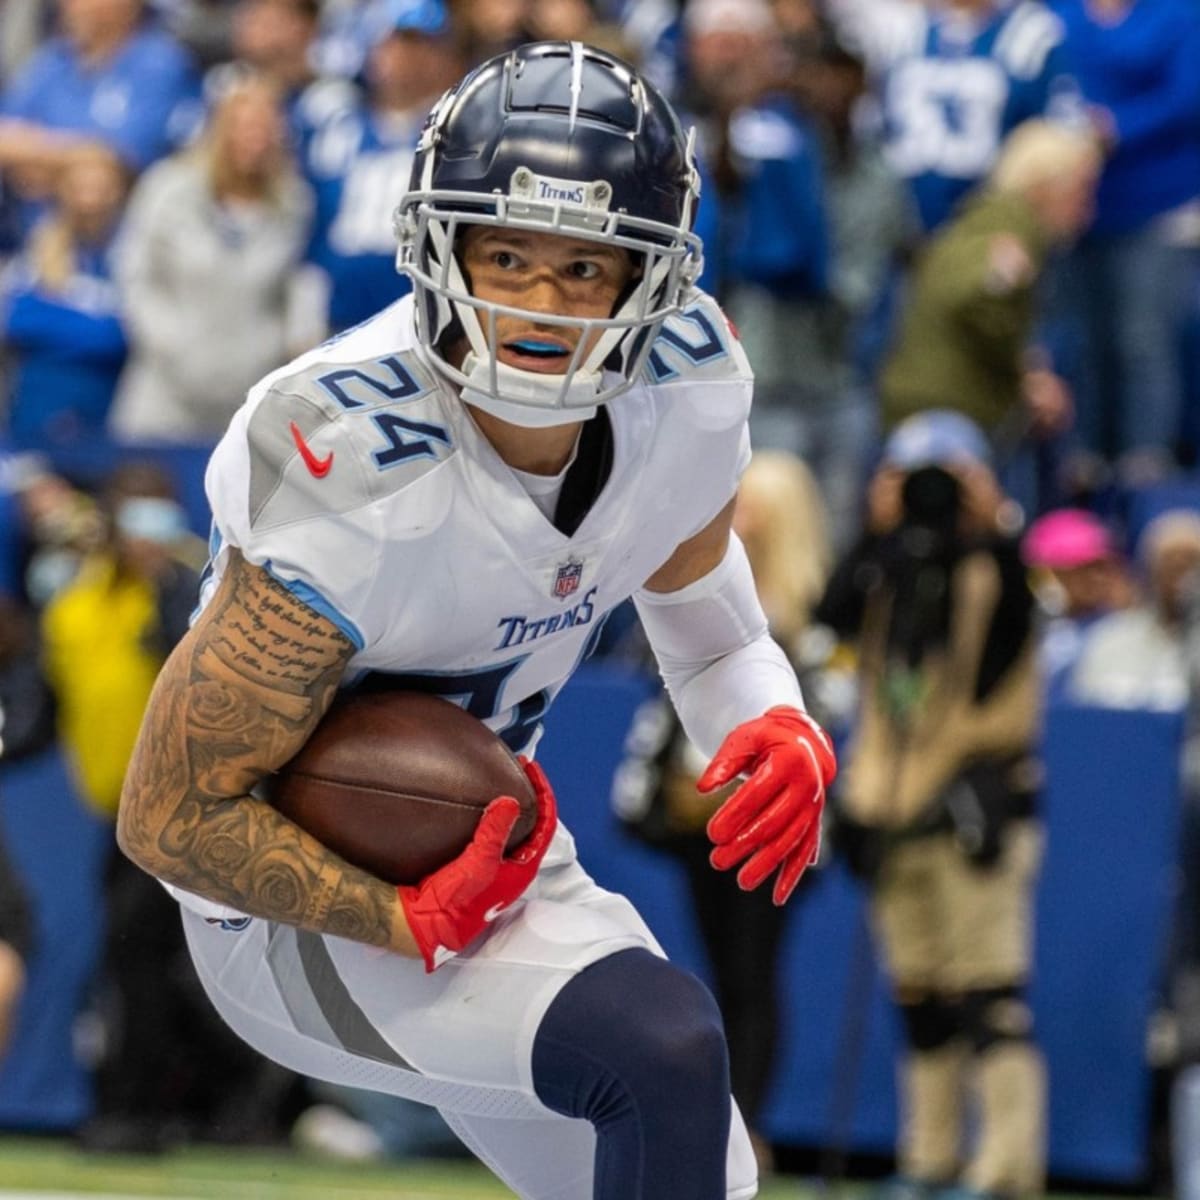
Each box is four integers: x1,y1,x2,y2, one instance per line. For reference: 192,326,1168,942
1022,508,1115,569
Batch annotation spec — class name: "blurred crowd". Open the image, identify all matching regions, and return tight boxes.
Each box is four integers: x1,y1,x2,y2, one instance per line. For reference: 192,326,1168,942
0,0,1199,1194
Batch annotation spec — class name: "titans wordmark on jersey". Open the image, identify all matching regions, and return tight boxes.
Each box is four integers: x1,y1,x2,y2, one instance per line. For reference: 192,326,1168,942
202,291,752,759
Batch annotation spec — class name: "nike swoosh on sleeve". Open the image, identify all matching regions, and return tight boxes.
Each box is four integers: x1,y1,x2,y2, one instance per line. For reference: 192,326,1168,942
290,421,334,478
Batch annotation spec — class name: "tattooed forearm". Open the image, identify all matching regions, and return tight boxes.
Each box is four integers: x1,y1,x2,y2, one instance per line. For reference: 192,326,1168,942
118,550,413,954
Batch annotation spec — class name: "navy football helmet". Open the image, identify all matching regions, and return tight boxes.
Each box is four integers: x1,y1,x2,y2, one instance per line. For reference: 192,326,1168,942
394,41,703,426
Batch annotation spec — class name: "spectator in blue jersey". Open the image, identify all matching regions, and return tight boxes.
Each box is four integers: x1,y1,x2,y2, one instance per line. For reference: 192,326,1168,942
681,0,833,502
109,73,318,444
205,0,357,159
1,142,129,449
303,0,463,334
1052,0,1200,487
853,0,1081,233
0,0,200,237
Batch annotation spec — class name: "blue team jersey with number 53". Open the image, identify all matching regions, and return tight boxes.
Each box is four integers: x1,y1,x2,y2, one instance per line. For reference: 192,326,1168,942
862,0,1081,230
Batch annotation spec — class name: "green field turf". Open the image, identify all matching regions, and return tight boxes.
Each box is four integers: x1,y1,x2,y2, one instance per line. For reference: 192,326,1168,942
0,1138,1160,1200
0,1137,815,1199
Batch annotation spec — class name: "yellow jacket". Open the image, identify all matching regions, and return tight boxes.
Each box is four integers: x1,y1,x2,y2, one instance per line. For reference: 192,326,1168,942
41,555,164,818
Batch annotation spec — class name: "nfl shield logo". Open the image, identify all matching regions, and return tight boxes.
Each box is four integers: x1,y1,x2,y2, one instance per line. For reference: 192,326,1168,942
552,559,583,600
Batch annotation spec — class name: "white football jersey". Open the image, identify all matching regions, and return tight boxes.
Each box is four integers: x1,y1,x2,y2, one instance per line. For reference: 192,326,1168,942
202,290,752,761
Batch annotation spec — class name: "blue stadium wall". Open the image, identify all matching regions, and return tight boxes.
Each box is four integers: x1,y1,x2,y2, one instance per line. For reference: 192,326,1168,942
0,665,1182,1184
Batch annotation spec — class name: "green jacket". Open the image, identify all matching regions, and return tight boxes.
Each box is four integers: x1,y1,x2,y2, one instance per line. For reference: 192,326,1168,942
879,189,1050,436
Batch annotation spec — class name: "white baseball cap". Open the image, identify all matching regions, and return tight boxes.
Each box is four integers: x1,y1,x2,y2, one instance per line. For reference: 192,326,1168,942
881,409,992,472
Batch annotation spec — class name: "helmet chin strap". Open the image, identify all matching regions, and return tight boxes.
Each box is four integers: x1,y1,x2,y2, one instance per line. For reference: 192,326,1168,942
459,352,600,428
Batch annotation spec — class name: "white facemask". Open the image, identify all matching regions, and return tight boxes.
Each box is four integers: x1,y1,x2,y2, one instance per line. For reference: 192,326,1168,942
457,352,600,428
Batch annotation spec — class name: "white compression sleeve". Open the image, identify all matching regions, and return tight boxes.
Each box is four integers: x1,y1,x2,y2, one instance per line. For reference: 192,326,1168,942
633,534,805,760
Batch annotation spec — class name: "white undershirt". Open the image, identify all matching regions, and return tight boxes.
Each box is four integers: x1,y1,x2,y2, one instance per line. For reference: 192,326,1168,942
509,441,580,522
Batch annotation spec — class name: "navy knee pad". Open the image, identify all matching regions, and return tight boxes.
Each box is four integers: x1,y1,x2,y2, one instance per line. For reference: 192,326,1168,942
898,992,963,1053
961,984,1035,1054
532,947,732,1200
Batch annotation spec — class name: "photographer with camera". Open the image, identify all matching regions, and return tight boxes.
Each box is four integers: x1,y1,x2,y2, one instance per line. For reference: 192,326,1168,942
815,410,1044,1200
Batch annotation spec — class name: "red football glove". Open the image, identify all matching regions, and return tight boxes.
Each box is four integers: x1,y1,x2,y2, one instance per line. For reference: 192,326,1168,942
699,706,837,906
399,757,558,972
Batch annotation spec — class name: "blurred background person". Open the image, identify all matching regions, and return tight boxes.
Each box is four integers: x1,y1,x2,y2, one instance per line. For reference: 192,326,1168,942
207,0,356,154
108,72,317,445
1052,0,1200,488
817,410,1046,1200
850,0,1081,235
0,142,129,449
155,0,239,71
786,22,919,549
453,0,532,66
524,0,633,57
10,459,105,608
681,0,832,469
42,461,290,1152
0,593,55,764
0,0,200,239
1066,509,1200,712
302,0,462,333
1020,505,1135,697
41,462,198,1152
612,449,833,1175
41,462,201,834
879,119,1102,513
0,593,50,1063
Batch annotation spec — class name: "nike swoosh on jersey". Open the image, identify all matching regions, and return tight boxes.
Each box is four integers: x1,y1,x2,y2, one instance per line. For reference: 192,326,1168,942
290,421,334,478
484,902,508,923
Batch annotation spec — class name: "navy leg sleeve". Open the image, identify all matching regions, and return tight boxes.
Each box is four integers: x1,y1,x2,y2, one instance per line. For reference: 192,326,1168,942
531,947,732,1200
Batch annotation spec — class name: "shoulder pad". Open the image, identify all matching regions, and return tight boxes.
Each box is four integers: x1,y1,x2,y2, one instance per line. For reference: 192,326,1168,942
642,293,754,389
245,349,456,532
994,2,1064,79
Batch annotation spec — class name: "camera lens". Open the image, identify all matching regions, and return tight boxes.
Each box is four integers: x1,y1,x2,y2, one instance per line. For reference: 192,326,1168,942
901,466,961,529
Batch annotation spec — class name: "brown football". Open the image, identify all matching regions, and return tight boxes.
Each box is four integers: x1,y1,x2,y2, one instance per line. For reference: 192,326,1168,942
267,690,538,887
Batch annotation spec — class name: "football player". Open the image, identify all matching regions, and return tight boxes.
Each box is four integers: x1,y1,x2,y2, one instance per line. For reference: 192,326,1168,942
117,42,835,1200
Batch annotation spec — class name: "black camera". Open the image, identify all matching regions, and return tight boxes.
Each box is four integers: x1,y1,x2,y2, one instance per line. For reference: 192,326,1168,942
898,465,962,561
901,465,961,528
